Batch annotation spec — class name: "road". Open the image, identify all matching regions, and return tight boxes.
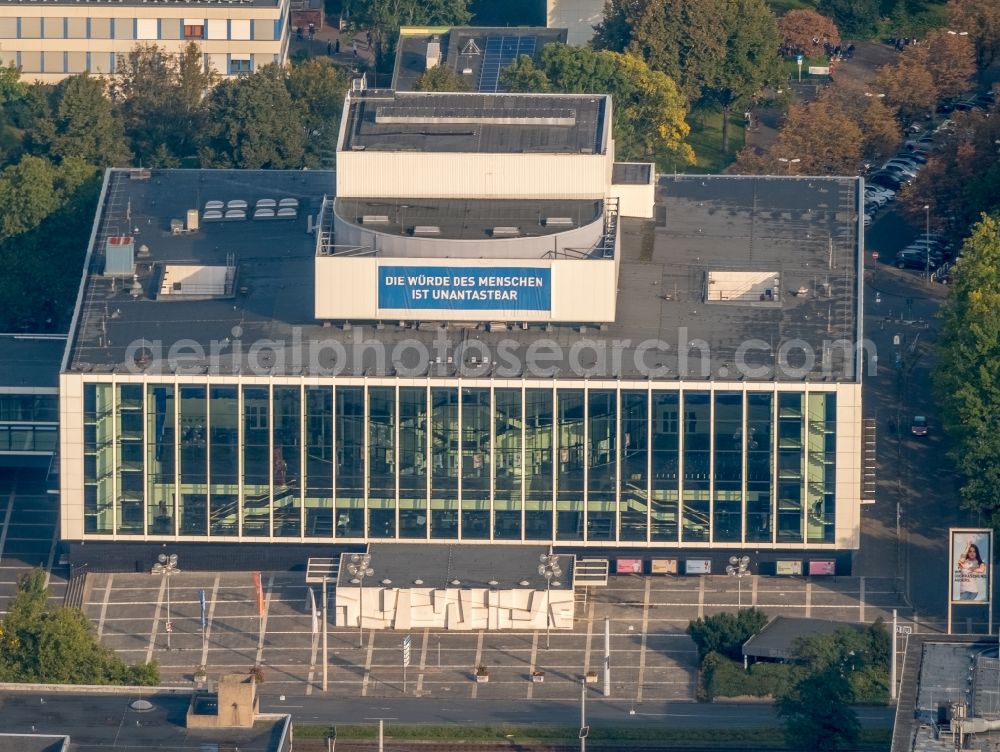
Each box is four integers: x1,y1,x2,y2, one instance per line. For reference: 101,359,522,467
258,696,896,729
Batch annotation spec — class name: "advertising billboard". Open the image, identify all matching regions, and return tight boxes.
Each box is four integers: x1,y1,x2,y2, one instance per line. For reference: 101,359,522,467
951,529,992,604
776,560,803,576
809,560,836,576
616,559,642,574
378,266,551,312
686,559,711,575
651,559,678,575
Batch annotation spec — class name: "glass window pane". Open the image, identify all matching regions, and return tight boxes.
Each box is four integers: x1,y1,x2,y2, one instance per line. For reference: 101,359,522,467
274,387,301,537
178,385,208,536
461,387,490,540
682,392,710,542
242,386,270,537
620,390,648,542
399,387,427,539
713,392,742,543
494,388,522,540
587,389,616,541
304,387,333,537
210,386,238,536
335,387,364,538
777,392,803,543
651,391,679,542
430,388,458,539
524,389,553,540
146,385,175,535
84,384,113,534
556,389,584,541
806,392,836,543
746,393,773,542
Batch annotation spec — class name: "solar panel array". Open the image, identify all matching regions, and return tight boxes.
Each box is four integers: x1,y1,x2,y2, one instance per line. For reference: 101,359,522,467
477,35,537,93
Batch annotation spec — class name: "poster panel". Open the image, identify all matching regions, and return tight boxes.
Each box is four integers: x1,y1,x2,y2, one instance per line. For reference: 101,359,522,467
809,560,836,576
616,559,643,574
651,559,678,575
952,529,992,604
776,560,803,576
686,559,711,575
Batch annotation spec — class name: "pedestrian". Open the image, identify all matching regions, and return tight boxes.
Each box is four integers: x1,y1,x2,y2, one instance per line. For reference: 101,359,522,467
335,38,340,54
352,40,357,56
327,40,333,55
366,30,372,48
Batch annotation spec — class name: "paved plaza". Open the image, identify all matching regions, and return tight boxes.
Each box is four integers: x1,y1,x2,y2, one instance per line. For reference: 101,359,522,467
81,570,915,702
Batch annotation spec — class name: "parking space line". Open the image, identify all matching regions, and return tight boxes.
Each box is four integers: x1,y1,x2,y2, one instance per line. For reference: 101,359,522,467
525,631,539,700
751,576,758,607
637,578,651,702
361,629,375,696
860,577,866,622
97,574,114,638
471,629,485,699
254,574,275,667
583,598,595,675
805,581,812,617
146,576,167,664
201,575,220,668
415,627,429,696
697,577,705,618
0,483,16,563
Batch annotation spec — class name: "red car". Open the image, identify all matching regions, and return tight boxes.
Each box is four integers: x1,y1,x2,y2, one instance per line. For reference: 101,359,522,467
911,416,928,437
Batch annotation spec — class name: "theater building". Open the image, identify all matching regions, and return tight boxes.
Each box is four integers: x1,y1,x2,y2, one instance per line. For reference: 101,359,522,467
58,88,866,572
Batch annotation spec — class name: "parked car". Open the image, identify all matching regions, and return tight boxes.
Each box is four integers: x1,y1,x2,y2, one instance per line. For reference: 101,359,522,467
897,254,939,270
883,162,920,178
870,172,904,190
911,416,928,437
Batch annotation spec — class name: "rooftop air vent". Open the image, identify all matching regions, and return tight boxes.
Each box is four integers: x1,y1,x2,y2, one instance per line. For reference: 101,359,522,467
490,226,519,237
543,217,573,227
413,225,441,236
362,215,390,224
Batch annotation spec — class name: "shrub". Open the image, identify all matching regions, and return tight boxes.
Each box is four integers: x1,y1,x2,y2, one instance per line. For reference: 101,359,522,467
687,608,768,662
699,652,795,701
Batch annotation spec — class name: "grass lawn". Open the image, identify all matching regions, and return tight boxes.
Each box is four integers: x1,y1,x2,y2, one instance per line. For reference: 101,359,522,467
668,109,745,174
295,723,893,749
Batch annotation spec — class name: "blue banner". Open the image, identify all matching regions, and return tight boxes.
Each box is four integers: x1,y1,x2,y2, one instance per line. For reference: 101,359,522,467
378,266,551,312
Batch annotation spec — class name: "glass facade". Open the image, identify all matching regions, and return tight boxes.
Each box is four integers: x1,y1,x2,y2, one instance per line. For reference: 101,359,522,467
79,382,840,545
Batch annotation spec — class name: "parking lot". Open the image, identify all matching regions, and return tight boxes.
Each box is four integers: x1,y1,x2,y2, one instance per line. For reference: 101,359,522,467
81,569,914,701
0,467,66,616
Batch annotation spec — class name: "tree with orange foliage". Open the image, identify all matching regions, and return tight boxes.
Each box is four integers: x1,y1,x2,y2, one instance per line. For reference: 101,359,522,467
777,10,840,56
874,53,937,123
947,0,1000,72
922,28,977,101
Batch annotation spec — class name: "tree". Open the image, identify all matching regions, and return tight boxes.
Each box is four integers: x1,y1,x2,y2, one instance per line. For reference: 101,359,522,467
699,0,783,152
499,54,551,92
817,0,880,38
350,0,471,71
36,75,131,167
874,55,938,123
413,65,471,92
818,79,901,161
0,569,158,685
934,215,1000,522
777,668,861,751
948,0,1000,72
922,28,977,101
778,10,841,55
501,45,695,166
285,57,350,167
203,65,306,169
686,608,768,662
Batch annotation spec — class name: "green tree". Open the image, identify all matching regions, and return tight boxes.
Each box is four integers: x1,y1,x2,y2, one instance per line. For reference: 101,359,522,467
203,65,306,168
777,667,861,751
817,0,880,38
595,0,781,152
285,57,350,167
498,54,551,92
350,0,471,71
934,214,1000,522
0,569,159,685
36,75,131,167
686,608,768,661
413,65,471,91
501,45,694,166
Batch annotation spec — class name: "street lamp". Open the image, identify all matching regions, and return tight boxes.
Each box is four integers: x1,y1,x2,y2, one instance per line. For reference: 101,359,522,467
946,30,969,36
347,553,374,648
776,157,801,174
538,551,563,649
726,555,751,609
864,92,886,98
152,553,180,650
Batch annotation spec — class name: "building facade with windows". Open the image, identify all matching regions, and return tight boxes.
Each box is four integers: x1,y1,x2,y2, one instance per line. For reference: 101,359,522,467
59,90,865,570
0,0,289,83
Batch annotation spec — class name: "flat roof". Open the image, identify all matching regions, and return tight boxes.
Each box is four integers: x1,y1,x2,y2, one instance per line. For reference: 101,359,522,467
341,90,607,155
333,197,603,243
391,26,568,93
612,162,652,185
742,616,866,660
343,544,575,590
0,691,288,751
65,170,861,382
0,334,66,390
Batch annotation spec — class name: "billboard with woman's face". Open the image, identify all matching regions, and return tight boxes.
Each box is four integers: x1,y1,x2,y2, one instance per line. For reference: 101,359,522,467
951,529,992,604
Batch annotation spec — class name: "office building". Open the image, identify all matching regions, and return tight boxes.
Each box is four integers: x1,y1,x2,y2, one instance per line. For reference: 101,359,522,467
0,0,290,83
